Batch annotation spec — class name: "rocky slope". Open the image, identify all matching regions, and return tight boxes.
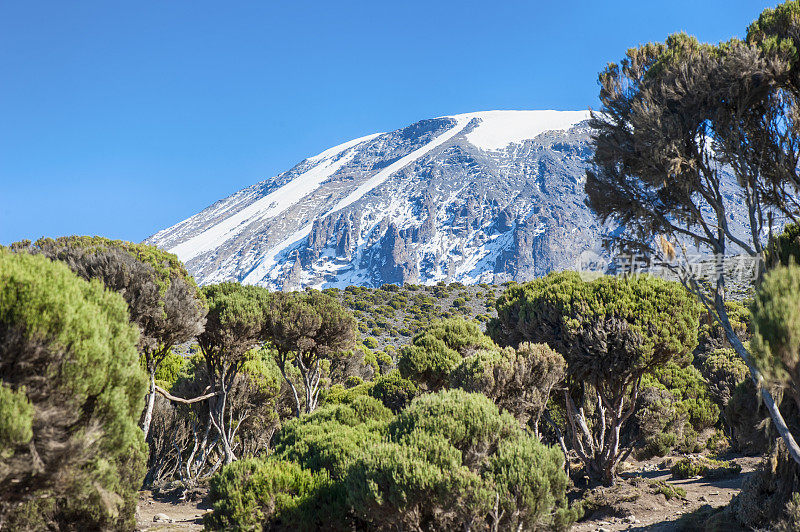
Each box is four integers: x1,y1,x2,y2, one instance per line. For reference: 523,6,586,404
146,110,750,289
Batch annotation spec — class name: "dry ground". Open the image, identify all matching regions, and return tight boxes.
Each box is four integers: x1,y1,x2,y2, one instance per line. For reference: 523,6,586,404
573,455,762,531
136,490,208,532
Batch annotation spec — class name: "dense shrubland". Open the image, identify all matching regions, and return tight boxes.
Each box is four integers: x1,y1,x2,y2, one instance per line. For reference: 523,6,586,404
1,233,784,529
9,2,800,529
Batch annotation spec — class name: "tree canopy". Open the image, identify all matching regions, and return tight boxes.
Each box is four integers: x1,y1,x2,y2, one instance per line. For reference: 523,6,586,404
0,248,147,530
264,290,357,416
11,236,207,438
490,272,700,483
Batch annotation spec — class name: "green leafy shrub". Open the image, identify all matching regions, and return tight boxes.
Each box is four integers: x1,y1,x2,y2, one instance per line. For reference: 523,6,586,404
648,480,686,500
398,318,495,390
152,349,187,390
671,457,741,479
449,342,565,434
636,361,720,455
363,336,378,349
204,458,346,531
348,390,578,531
205,391,577,531
368,370,419,413
0,249,147,530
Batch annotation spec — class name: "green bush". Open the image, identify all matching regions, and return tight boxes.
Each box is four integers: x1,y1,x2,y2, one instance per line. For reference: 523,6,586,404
363,336,378,349
0,249,147,530
151,349,187,390
449,343,565,433
635,362,719,456
398,318,495,390
349,390,578,531
368,370,419,413
671,457,741,480
204,391,577,531
204,458,346,531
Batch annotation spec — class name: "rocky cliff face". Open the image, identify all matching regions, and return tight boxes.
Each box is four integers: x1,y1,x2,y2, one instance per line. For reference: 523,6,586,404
146,110,750,288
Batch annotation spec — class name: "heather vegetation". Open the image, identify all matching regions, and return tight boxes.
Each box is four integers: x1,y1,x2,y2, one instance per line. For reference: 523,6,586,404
9,2,800,530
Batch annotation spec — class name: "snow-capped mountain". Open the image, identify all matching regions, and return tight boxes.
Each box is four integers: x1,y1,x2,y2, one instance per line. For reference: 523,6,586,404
146,110,747,289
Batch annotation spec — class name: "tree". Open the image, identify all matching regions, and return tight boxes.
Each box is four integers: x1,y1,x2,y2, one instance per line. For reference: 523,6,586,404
397,317,495,391
144,350,282,485
489,272,699,484
264,290,356,417
197,283,270,464
0,248,147,530
449,343,566,438
12,236,207,439
586,25,800,464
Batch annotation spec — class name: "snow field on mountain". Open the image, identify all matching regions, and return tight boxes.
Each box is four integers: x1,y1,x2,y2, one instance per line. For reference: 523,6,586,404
458,110,591,150
170,133,379,263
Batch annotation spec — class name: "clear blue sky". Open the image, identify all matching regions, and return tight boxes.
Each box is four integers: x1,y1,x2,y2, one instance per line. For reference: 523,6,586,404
0,0,778,244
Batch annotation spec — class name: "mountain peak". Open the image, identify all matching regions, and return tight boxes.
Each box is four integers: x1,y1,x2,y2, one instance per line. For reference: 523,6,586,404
448,110,592,150
145,109,628,289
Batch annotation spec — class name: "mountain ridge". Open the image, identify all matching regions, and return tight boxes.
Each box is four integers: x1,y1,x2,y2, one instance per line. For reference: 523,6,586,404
145,110,752,289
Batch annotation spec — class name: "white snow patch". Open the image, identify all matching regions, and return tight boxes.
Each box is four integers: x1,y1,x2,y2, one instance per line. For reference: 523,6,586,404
169,133,380,263
329,114,473,213
241,116,473,285
453,110,591,151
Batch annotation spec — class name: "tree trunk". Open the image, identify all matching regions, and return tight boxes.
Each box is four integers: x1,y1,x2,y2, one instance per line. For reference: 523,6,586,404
141,372,156,440
716,298,800,467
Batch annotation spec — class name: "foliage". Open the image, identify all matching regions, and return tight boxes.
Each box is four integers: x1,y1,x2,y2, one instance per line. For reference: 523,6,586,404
265,290,357,416
490,271,699,483
271,397,391,481
204,458,345,532
151,349,187,390
585,16,800,467
398,317,495,391
636,356,720,458
449,342,565,435
751,264,800,409
204,391,578,531
368,370,419,413
0,249,147,530
348,390,578,531
765,222,800,270
670,457,741,480
648,480,686,500
197,282,272,464
145,349,282,486
12,235,207,440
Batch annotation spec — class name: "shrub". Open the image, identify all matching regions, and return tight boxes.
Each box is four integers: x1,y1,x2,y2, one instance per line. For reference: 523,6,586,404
751,265,800,407
670,457,741,480
0,249,147,530
398,318,495,390
348,390,578,531
152,349,187,390
271,397,392,481
204,458,346,531
636,362,719,455
363,336,378,349
449,342,565,435
368,370,419,413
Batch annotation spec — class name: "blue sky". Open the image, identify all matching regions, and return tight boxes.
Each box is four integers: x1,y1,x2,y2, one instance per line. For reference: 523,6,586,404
0,0,778,244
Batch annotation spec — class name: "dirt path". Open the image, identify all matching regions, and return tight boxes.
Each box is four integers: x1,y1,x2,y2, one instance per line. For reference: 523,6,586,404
135,491,208,532
572,456,761,531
